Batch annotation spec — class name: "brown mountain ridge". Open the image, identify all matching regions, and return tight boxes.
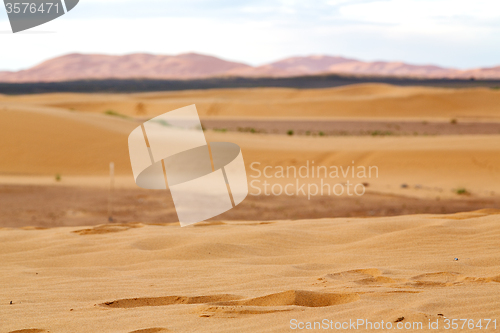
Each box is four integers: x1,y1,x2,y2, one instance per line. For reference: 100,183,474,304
1,52,499,83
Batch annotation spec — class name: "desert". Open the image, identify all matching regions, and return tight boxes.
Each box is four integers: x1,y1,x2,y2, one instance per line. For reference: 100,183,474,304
1,210,500,333
1,83,500,332
3,0,500,331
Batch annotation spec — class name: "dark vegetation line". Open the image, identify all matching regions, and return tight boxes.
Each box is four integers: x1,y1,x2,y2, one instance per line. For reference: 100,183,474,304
1,74,500,94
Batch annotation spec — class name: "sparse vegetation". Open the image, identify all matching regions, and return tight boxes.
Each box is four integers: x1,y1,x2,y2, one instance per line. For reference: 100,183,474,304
450,118,457,124
1,76,497,95
135,102,147,115
454,187,470,195
370,130,394,136
318,131,325,136
55,173,61,182
104,110,129,119
287,130,294,136
213,128,227,132
237,127,261,134
492,86,500,90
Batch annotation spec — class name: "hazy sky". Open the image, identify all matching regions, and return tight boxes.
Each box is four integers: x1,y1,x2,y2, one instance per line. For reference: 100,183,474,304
1,0,499,71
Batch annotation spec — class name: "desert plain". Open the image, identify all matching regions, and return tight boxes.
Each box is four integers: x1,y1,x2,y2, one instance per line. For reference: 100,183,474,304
0,83,499,332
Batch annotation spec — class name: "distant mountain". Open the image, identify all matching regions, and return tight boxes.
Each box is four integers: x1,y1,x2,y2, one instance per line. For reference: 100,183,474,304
1,52,499,83
231,55,498,79
0,53,251,82
227,55,356,77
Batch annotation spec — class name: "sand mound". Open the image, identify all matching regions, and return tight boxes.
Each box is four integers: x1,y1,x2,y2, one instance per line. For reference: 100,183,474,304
324,267,500,289
436,208,500,220
102,291,357,310
325,269,402,285
412,271,461,283
2,86,500,201
73,223,144,235
128,329,171,333
326,268,382,279
410,272,462,287
103,294,242,308
0,106,134,175
4,84,500,120
233,290,359,307
195,305,292,317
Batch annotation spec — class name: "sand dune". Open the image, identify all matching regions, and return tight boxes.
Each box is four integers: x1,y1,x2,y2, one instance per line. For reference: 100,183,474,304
0,105,135,175
213,132,500,199
4,84,499,121
1,85,500,199
2,111,500,198
1,210,499,332
1,84,500,332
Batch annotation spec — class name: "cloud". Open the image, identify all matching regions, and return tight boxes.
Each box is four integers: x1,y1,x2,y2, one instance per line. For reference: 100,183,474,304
338,0,500,25
0,0,499,71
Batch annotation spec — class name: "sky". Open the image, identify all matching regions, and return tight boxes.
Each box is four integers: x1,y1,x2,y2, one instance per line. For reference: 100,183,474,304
1,0,499,71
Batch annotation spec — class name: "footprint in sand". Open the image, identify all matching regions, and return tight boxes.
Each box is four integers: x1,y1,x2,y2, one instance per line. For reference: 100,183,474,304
128,329,171,333
322,268,416,288
325,268,401,284
102,294,243,308
219,290,359,307
410,272,500,287
195,305,293,317
326,268,382,281
73,223,144,235
410,272,462,287
433,209,500,220
102,290,360,316
194,291,359,317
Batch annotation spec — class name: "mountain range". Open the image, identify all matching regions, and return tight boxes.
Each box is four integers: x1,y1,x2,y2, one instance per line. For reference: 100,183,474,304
1,52,499,83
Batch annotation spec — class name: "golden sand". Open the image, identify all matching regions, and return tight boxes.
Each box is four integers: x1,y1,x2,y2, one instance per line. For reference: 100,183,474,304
1,210,499,332
1,84,499,332
3,83,500,120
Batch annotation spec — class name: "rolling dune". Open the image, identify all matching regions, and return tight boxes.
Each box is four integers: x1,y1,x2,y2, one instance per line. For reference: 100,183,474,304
1,85,500,199
2,105,500,198
0,106,134,176
3,84,500,120
1,84,500,332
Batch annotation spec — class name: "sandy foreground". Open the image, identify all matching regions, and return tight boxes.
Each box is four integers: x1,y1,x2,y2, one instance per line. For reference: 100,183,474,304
1,210,499,333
